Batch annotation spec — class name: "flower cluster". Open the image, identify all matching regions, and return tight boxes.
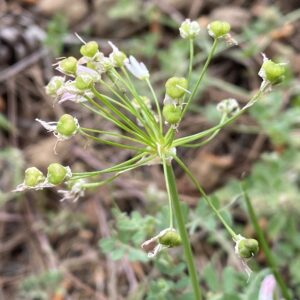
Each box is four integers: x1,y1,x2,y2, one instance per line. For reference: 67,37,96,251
14,19,288,288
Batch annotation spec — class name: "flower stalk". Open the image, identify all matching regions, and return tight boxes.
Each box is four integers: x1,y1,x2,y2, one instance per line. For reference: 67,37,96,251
163,161,202,300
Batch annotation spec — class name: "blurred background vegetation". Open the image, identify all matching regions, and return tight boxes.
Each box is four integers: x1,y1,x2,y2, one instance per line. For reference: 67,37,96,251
0,0,300,299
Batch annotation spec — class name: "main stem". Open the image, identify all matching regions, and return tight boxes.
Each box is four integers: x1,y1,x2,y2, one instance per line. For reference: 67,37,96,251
164,163,202,300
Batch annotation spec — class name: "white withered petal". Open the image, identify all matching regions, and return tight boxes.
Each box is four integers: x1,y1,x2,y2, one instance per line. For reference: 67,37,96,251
125,56,149,80
55,81,94,104
76,65,101,81
217,98,240,116
58,179,86,202
13,181,54,192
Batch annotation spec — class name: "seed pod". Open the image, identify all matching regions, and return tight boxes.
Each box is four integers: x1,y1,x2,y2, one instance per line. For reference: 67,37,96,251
163,104,181,124
75,73,94,90
165,77,188,99
158,230,182,247
24,167,45,187
45,76,65,96
112,51,127,68
47,163,69,185
80,41,99,58
238,238,259,259
56,114,78,137
59,56,77,74
262,60,286,84
208,21,231,38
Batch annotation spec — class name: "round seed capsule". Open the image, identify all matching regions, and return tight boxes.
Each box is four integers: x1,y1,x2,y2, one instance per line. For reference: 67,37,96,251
262,60,286,84
165,77,188,99
47,163,68,185
208,21,231,38
24,167,45,187
113,51,127,68
59,57,77,74
56,114,78,137
158,230,182,247
80,41,99,58
238,238,259,259
75,73,94,90
45,76,65,96
163,104,181,124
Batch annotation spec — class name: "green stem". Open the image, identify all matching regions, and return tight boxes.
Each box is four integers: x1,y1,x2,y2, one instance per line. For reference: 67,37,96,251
118,68,160,135
80,129,147,151
82,174,120,189
162,160,174,228
181,39,218,118
80,155,155,189
241,184,291,300
164,162,202,300
187,38,194,87
174,86,268,147
71,152,147,178
146,78,163,133
80,127,149,146
174,155,237,239
81,100,152,146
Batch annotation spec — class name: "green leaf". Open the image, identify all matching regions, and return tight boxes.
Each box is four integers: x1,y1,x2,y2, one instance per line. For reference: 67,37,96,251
203,263,219,293
99,237,115,253
110,247,125,260
222,267,238,294
127,248,148,262
0,113,13,131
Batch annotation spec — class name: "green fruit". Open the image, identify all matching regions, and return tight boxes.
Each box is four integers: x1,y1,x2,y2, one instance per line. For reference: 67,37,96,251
56,114,78,137
165,77,188,99
159,230,182,247
80,41,99,57
262,60,286,84
238,238,259,258
163,104,181,124
113,51,127,67
59,56,77,74
24,167,45,187
45,76,64,96
47,163,68,185
75,73,94,90
208,21,231,38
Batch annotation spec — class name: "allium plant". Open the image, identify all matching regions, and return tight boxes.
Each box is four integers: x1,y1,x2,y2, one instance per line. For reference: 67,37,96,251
15,19,286,299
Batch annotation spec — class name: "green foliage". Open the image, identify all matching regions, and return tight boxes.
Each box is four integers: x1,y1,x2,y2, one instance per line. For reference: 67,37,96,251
44,14,68,56
250,90,300,147
0,112,13,131
45,210,87,236
99,208,156,262
18,269,63,300
0,148,24,205
108,0,143,20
